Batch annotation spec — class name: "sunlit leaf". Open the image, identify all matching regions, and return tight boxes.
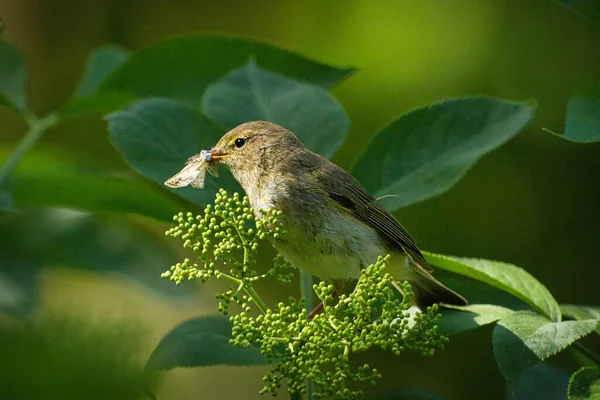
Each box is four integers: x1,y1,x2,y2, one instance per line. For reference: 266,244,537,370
202,59,349,158
568,367,600,400
145,315,268,372
351,97,534,210
425,252,561,322
561,304,600,334
438,304,513,336
75,44,129,97
101,35,354,104
106,98,240,207
493,311,598,383
0,39,28,113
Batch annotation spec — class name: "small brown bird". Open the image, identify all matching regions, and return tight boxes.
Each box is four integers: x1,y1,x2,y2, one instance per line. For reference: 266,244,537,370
167,121,467,309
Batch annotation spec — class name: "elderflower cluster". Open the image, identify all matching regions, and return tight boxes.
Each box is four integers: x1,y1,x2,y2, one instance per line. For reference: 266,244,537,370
231,256,446,399
163,189,447,399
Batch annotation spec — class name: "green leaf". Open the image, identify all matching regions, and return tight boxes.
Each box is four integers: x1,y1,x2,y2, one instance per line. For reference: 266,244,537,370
438,304,513,336
58,92,137,119
351,97,534,210
0,39,28,113
100,35,354,104
75,44,129,97
514,364,570,400
202,59,349,158
8,172,182,222
561,305,600,334
558,81,600,143
569,367,600,400
145,315,268,372
106,98,240,206
425,252,561,322
493,311,598,383
556,0,600,25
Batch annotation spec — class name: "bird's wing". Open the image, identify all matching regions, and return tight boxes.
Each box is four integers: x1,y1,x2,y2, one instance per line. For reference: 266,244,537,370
315,159,433,274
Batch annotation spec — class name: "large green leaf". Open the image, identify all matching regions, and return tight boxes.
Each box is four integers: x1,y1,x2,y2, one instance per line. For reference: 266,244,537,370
8,173,182,222
568,367,600,400
202,59,349,158
74,44,129,97
425,252,561,322
351,97,534,210
101,35,354,105
493,311,598,383
0,39,28,113
106,98,240,206
145,315,268,372
561,305,600,334
438,304,513,336
557,81,600,143
514,364,569,400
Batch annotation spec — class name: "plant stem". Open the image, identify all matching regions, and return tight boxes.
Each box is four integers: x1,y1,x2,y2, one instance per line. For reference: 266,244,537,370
244,283,269,314
0,113,58,187
299,271,316,400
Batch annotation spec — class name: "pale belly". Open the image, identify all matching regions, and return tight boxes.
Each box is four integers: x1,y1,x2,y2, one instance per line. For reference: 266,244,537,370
269,208,412,282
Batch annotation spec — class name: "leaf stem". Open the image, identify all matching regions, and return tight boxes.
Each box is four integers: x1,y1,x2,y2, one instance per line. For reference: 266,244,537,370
244,283,268,314
0,113,58,187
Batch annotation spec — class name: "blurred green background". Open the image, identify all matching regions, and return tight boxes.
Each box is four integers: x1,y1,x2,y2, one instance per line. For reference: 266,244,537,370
0,0,599,399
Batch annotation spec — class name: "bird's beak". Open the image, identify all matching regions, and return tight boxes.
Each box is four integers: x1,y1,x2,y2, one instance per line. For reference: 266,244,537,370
208,149,228,161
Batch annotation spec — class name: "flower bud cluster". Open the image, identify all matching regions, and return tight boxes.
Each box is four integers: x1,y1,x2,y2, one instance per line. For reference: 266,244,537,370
231,256,447,399
164,190,447,399
162,189,289,313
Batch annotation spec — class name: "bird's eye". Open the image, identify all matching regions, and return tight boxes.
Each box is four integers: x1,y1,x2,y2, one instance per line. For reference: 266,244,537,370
234,137,247,149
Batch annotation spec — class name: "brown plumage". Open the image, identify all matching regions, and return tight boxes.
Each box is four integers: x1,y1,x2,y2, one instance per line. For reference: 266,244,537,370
203,121,467,309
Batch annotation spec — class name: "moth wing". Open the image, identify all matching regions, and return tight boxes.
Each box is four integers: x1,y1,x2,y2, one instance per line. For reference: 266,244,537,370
164,161,204,188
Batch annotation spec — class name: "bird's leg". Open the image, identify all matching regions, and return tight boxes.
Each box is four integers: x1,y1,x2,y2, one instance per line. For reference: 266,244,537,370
307,302,325,320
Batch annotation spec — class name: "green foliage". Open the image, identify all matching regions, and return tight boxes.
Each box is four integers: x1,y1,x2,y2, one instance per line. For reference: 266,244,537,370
0,26,599,400
74,44,129,98
493,311,598,383
562,81,600,143
0,39,28,114
162,190,446,399
351,98,534,210
99,35,355,104
145,315,268,372
568,367,600,400
557,0,600,25
106,98,240,207
0,316,149,400
10,173,181,221
437,304,513,336
424,252,561,322
202,59,350,158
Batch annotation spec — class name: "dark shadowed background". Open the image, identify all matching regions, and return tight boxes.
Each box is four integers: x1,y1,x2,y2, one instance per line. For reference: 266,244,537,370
0,1,599,399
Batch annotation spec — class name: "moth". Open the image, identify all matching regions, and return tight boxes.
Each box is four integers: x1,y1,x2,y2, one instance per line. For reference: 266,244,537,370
164,150,218,189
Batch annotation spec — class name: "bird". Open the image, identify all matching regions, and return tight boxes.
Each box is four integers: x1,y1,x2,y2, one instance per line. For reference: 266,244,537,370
176,120,466,309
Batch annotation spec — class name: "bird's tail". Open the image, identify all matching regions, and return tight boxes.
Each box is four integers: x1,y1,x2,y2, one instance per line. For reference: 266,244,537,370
410,275,467,310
